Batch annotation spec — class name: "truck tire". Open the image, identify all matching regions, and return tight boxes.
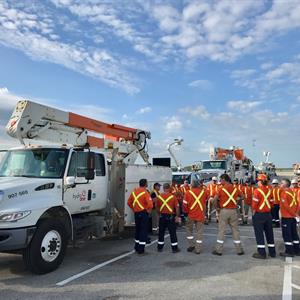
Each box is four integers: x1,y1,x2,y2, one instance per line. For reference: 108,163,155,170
23,218,68,274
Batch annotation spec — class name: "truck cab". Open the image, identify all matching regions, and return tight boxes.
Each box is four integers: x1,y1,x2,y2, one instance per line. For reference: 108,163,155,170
197,160,227,181
0,145,108,274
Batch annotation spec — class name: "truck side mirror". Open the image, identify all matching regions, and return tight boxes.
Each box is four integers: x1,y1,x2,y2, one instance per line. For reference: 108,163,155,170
65,176,76,188
85,152,95,180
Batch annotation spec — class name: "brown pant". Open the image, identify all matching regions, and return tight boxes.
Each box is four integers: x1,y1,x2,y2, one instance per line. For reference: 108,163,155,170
215,208,243,253
186,218,204,251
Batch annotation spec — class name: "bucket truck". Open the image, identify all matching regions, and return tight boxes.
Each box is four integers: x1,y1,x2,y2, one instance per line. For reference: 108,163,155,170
198,146,255,183
0,100,171,274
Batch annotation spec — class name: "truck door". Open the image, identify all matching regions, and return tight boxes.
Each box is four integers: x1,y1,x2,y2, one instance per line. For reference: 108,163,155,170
63,150,108,214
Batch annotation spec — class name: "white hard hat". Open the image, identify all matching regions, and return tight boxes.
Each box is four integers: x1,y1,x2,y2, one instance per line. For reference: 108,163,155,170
291,178,298,184
212,176,217,181
272,179,279,184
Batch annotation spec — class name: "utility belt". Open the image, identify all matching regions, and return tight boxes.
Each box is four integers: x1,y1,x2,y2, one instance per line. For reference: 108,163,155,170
134,210,148,215
160,213,176,220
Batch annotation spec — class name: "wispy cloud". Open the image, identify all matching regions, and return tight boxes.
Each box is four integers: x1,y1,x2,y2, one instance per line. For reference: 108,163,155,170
188,79,213,90
227,100,262,113
0,1,140,94
136,106,152,114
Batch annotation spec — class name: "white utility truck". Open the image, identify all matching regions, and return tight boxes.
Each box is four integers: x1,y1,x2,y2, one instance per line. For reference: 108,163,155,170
198,146,255,183
0,100,171,274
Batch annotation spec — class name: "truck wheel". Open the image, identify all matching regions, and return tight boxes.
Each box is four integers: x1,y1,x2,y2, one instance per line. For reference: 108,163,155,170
23,218,68,274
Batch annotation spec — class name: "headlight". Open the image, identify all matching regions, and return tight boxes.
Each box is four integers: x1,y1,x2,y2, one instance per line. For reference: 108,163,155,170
0,210,31,222
0,191,4,201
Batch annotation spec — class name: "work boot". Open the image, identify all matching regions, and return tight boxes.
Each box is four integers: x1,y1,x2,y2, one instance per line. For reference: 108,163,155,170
237,250,245,255
212,250,222,256
252,252,266,259
187,246,195,252
172,248,181,253
279,252,294,258
195,249,201,255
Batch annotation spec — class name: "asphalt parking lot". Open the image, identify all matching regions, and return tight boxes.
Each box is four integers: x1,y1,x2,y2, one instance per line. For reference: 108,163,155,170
1,223,300,300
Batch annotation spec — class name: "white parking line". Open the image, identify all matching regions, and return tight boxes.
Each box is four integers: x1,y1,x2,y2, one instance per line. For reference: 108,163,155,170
56,235,169,287
282,257,293,300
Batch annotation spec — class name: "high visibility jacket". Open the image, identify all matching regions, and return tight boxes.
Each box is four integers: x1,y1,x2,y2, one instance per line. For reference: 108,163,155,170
252,186,273,213
281,188,299,218
181,184,190,195
156,192,178,214
271,186,282,205
150,189,160,208
183,187,208,222
241,185,253,205
217,183,242,209
127,187,153,213
233,184,242,192
207,183,218,198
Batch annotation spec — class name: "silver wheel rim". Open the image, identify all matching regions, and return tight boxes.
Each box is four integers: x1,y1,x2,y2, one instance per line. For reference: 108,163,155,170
40,230,62,262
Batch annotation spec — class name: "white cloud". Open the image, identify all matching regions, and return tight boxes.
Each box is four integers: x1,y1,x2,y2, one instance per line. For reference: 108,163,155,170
0,87,22,109
227,100,262,113
198,141,212,154
164,116,183,132
136,106,152,114
181,105,210,119
188,79,213,90
0,1,140,94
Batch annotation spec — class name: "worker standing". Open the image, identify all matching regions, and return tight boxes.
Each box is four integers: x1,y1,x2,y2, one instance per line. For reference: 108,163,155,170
291,178,299,193
127,179,153,254
252,174,276,259
150,182,161,234
206,176,218,224
241,179,253,225
183,180,208,254
156,183,181,253
280,178,300,257
233,178,244,225
212,174,244,256
271,179,281,228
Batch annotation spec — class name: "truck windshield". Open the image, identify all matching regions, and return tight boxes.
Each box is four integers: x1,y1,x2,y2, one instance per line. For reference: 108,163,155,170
202,161,226,170
0,149,69,178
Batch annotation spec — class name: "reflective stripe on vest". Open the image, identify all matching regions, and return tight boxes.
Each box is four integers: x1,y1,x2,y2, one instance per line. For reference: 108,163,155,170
273,188,280,202
222,188,237,207
286,191,297,208
132,191,146,210
257,189,271,210
244,187,248,199
158,195,173,213
189,190,205,211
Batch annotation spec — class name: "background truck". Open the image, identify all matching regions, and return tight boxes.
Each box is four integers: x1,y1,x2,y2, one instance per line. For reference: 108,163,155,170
0,100,171,274
197,146,255,183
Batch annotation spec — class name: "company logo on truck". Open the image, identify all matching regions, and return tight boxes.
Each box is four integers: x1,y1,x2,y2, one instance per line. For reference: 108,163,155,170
72,190,87,201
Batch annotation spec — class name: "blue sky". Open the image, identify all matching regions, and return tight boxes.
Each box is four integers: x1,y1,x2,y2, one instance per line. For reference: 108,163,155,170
0,0,300,167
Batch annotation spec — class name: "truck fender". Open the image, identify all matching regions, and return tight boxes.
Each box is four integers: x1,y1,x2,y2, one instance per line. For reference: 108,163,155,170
37,206,73,241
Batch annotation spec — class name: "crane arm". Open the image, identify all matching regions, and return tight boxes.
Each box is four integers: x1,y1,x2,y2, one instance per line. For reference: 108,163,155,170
6,100,151,164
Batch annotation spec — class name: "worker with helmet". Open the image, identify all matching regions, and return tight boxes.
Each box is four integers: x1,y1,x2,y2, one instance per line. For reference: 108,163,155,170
127,179,153,254
291,178,299,193
241,179,253,225
271,178,281,228
150,182,161,234
183,179,208,254
280,178,300,257
233,178,244,225
206,176,219,224
172,182,185,224
156,183,181,253
252,174,276,259
212,174,245,256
